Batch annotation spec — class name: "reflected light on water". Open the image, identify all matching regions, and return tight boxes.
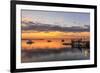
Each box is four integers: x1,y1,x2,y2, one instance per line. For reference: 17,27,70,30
22,40,71,50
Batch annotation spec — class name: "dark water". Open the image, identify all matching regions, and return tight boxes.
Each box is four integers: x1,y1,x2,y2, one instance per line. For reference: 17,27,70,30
21,48,90,63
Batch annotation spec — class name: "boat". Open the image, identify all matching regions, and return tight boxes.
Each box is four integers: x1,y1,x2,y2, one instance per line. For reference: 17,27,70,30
26,40,33,44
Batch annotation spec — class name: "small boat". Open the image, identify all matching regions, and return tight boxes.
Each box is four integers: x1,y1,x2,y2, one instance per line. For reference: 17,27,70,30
26,40,33,44
47,40,51,42
62,43,70,45
61,40,65,42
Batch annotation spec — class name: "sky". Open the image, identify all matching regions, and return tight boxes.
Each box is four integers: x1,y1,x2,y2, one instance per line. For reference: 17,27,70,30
21,9,90,27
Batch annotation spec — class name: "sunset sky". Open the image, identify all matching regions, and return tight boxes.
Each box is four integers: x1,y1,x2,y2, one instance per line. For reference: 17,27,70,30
21,10,90,39
21,10,90,28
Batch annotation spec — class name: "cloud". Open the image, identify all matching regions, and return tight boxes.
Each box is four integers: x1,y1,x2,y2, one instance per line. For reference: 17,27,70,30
21,20,90,32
